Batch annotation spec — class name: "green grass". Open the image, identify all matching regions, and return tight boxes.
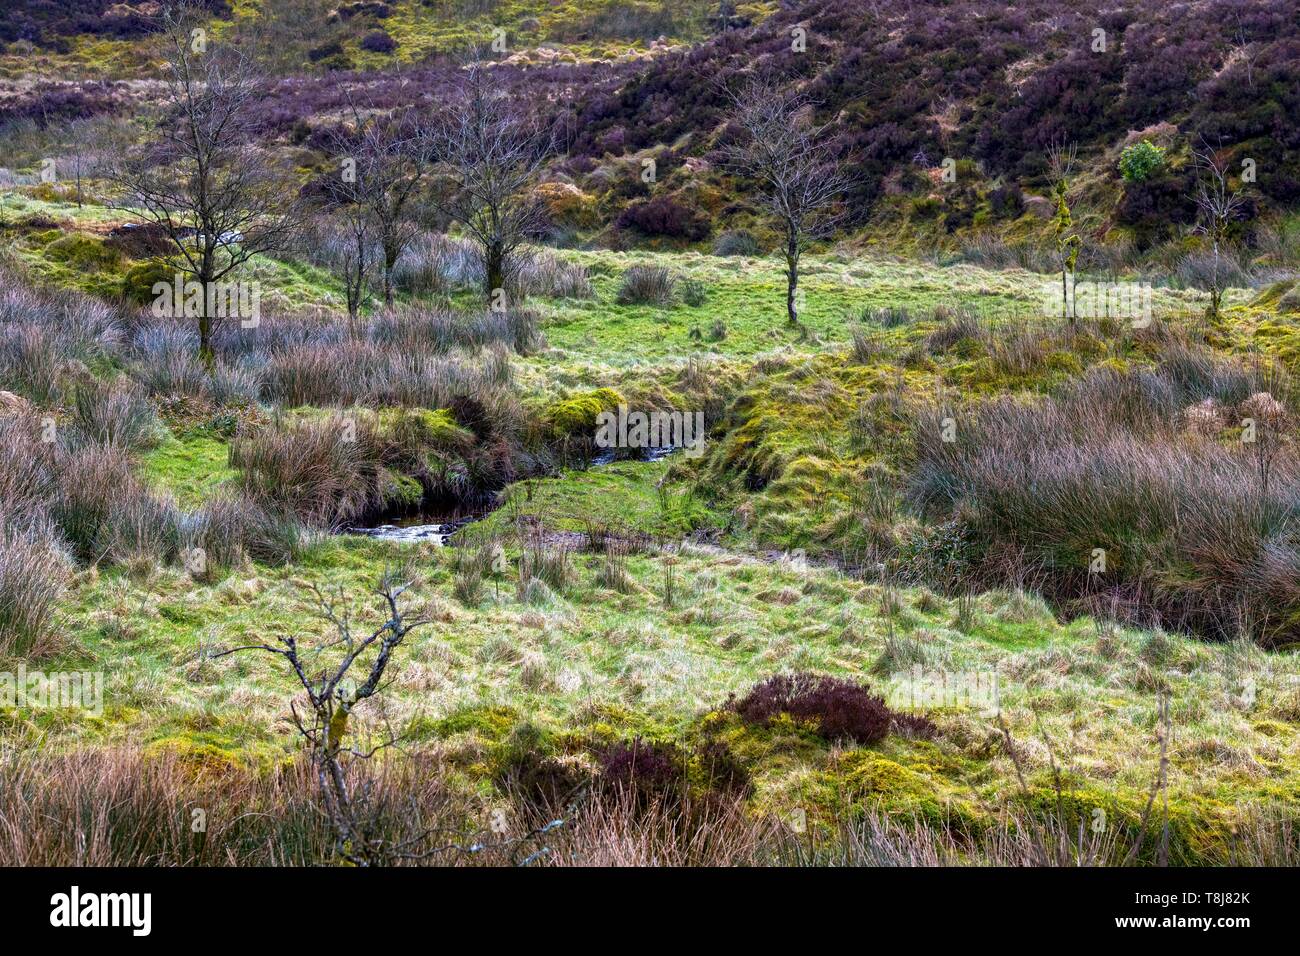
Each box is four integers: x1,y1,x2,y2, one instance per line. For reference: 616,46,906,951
4,187,1299,861
141,430,239,509
36,498,1300,859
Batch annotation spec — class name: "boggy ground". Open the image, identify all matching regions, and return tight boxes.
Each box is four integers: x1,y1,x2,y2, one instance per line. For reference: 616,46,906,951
2,192,1299,865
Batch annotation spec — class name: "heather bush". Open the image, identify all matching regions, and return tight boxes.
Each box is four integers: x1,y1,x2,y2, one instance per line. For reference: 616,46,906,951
598,738,688,810
615,196,711,241
730,673,894,744
359,30,396,54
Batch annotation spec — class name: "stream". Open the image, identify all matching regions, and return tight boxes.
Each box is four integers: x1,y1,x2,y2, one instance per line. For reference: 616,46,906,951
348,445,680,543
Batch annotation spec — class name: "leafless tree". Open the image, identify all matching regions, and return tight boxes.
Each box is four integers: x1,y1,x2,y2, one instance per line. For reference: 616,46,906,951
421,61,554,305
214,576,562,866
41,114,128,209
215,577,434,865
105,3,305,365
318,104,428,314
1191,146,1249,320
720,76,851,327
356,115,427,309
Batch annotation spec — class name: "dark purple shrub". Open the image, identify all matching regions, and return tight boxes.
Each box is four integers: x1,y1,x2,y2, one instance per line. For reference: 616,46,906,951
892,711,940,740
598,738,687,807
360,30,396,54
730,673,893,744
988,184,1025,220
615,195,711,241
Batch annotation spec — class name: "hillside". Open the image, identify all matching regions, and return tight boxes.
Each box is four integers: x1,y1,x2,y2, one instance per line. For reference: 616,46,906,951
0,0,1296,879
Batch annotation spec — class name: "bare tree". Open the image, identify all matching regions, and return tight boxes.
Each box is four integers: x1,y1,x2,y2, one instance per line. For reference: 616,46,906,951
215,577,431,865
421,61,554,305
317,104,427,317
721,76,850,327
1191,146,1249,321
106,4,304,366
43,114,128,209
214,576,563,866
354,114,427,308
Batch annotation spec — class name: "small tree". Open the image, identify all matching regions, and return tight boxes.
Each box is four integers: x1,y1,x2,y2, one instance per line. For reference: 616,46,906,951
331,108,427,309
107,4,304,366
214,576,563,866
1191,146,1248,321
422,61,553,306
319,105,428,319
1047,141,1081,325
722,76,850,327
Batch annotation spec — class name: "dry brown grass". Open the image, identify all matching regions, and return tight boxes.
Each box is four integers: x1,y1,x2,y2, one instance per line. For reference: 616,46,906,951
2,747,1294,867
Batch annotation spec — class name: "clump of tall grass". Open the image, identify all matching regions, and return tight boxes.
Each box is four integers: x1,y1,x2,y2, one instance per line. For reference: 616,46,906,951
230,415,386,529
0,273,121,403
193,492,312,567
68,378,162,452
0,514,70,656
51,443,181,565
909,353,1300,645
616,265,678,306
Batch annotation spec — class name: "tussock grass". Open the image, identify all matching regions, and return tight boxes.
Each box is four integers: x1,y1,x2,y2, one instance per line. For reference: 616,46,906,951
910,353,1300,645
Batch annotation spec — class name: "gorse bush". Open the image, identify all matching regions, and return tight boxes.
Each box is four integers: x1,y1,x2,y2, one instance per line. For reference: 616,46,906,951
730,673,894,744
1119,140,1166,183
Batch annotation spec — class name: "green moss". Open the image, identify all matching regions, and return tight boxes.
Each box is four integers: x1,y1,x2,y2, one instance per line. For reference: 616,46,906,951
429,705,522,741
543,387,624,437
44,233,121,271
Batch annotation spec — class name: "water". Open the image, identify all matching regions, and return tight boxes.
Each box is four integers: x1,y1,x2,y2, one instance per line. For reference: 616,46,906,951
346,510,482,545
350,445,683,543
590,445,679,466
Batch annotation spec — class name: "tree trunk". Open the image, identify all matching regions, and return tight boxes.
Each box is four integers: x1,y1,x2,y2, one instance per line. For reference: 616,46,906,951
785,235,799,327
486,244,506,307
383,239,398,309
198,251,216,371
